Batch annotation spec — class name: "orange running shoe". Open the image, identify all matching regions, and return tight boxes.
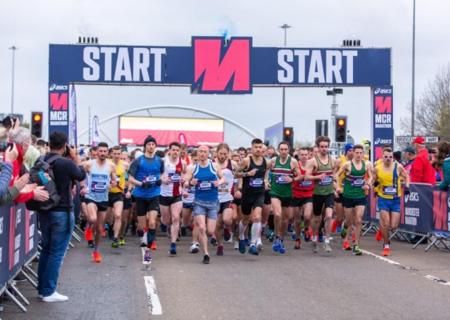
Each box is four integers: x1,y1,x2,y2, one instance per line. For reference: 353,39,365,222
342,240,351,251
84,227,93,242
375,229,382,242
150,241,157,251
382,247,391,257
92,251,102,263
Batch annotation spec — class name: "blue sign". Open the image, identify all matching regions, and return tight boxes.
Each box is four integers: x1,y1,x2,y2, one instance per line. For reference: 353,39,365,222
372,86,394,161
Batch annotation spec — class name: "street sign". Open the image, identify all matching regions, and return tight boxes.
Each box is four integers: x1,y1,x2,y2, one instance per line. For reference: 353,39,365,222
396,136,439,144
315,119,328,138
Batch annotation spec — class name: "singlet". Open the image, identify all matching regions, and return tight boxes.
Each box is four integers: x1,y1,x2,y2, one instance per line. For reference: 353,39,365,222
376,161,402,199
217,159,234,203
131,155,163,199
343,161,366,199
160,157,183,197
337,155,350,188
313,155,334,196
270,156,293,198
292,163,314,199
242,156,266,195
193,160,218,202
85,160,111,203
110,160,126,194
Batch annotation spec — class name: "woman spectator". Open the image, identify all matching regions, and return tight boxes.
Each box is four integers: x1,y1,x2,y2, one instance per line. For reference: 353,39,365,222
437,141,450,190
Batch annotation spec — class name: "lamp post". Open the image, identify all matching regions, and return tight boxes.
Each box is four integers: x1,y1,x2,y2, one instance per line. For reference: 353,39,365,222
411,0,416,136
9,46,17,114
280,24,291,129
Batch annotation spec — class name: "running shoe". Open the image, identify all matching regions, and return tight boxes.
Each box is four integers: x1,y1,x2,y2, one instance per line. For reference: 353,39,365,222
169,243,177,256
140,242,147,248
150,241,158,251
119,238,126,246
312,241,319,253
248,244,259,256
92,251,102,263
111,239,119,248
342,240,351,251
217,245,224,256
304,230,311,242
84,227,93,242
382,247,391,257
294,239,301,250
375,229,383,242
272,239,281,253
190,242,200,254
144,249,152,263
268,232,275,242
88,240,94,248
210,237,218,246
352,245,363,256
340,227,347,239
234,241,239,250
256,241,263,253
279,241,286,254
239,240,246,254
202,254,210,264
223,228,231,242
324,242,332,253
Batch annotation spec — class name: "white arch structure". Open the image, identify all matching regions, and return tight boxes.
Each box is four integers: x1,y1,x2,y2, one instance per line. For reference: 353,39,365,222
77,104,258,140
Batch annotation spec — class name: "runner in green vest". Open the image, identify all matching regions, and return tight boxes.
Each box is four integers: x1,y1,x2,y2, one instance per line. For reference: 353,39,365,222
336,144,373,255
268,141,300,254
306,136,339,254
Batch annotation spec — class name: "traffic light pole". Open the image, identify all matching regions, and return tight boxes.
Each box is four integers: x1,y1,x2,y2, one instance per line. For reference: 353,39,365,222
330,94,338,145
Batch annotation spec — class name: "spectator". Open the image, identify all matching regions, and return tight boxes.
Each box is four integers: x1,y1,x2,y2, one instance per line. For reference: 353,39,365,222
402,146,416,174
0,145,29,205
437,141,450,190
409,136,436,184
37,131,86,303
8,127,49,203
393,150,403,164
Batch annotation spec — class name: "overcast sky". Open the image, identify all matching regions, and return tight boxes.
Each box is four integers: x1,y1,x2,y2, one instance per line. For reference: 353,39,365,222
1,0,449,147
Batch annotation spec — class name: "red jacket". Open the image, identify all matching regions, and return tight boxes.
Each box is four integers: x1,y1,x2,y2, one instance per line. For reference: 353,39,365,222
8,146,34,203
409,149,436,184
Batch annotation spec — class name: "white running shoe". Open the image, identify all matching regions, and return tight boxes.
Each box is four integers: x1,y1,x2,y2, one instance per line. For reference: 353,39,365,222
42,292,69,302
234,240,239,250
189,242,200,254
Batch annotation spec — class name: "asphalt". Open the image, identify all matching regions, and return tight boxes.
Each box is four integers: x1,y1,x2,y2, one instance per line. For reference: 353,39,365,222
2,230,450,320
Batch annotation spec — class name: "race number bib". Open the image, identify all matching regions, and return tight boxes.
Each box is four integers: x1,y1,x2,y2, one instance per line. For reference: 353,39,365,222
90,181,107,193
249,178,263,188
351,178,365,188
383,186,397,196
199,181,212,191
144,175,157,186
169,173,181,183
218,183,229,193
275,175,290,184
300,180,313,187
318,175,333,186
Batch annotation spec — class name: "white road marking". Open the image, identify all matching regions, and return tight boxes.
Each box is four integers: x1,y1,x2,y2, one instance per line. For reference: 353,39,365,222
360,249,401,266
425,275,450,286
144,276,163,315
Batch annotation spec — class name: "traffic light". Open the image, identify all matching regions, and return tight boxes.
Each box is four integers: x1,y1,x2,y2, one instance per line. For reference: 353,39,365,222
283,127,294,148
31,112,43,138
335,116,347,143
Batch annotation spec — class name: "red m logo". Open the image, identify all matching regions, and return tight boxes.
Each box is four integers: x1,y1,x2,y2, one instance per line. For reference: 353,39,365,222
193,37,251,93
375,96,392,113
50,92,68,111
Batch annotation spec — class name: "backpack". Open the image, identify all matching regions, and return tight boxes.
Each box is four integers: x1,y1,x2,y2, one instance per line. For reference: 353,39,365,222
26,154,62,212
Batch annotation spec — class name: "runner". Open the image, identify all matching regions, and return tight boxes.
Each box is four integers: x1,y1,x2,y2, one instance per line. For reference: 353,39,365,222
181,150,200,253
160,142,186,256
184,145,224,264
334,144,354,234
306,136,339,253
373,146,410,256
236,138,270,255
108,146,129,248
291,147,314,249
268,141,300,254
128,135,164,264
214,143,238,256
84,142,117,263
336,144,373,255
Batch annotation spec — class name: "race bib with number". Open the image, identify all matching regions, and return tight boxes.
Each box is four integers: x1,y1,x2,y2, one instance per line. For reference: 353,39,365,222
249,178,264,188
300,180,313,187
383,186,397,195
169,173,181,182
199,181,212,190
351,178,365,188
275,175,290,184
319,175,333,186
91,181,107,193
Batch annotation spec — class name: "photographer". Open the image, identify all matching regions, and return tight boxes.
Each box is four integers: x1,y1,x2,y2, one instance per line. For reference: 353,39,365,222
37,131,86,302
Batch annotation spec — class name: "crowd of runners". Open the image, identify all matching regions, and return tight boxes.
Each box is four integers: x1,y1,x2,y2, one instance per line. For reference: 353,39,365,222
76,134,418,265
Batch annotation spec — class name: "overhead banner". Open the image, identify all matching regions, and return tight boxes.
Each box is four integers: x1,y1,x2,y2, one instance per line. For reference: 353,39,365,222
119,116,224,146
48,36,392,138
371,86,394,161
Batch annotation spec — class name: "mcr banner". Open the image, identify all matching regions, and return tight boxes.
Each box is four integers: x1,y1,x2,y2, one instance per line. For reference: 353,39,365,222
372,86,394,161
